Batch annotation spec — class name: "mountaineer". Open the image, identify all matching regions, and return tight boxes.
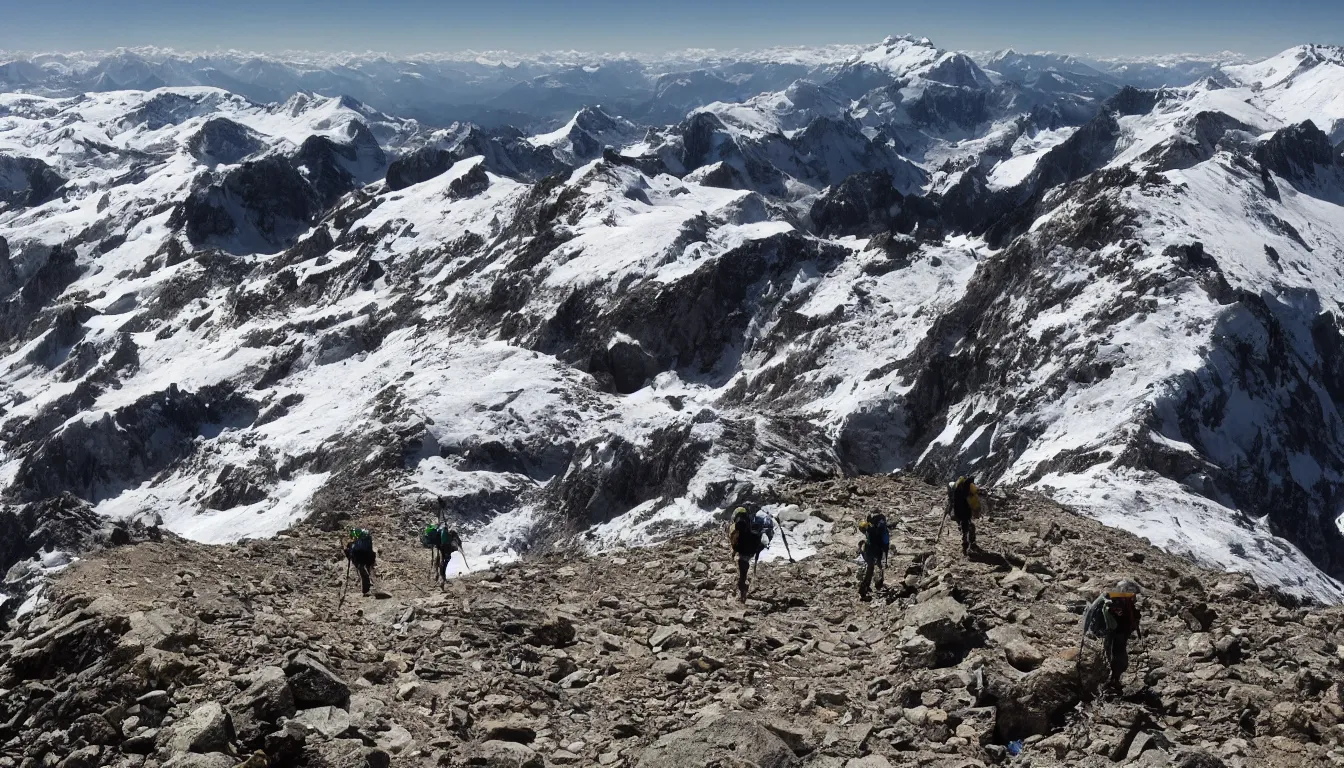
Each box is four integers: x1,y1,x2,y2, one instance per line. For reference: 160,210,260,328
949,475,982,554
421,522,465,584
343,527,377,596
857,509,890,600
1082,579,1144,690
728,506,775,603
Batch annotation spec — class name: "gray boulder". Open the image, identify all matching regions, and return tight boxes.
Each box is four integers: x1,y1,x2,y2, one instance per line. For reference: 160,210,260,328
634,713,797,768
294,705,355,739
463,739,544,768
127,608,198,651
66,713,119,746
161,754,236,768
166,702,235,754
901,596,981,664
235,665,296,722
284,653,349,707
56,746,101,768
991,657,1082,740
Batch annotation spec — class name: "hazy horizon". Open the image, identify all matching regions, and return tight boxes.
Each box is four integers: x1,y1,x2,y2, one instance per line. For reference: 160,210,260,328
3,0,1342,60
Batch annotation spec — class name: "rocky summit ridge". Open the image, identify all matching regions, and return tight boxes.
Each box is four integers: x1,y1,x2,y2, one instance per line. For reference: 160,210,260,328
2,474,1342,768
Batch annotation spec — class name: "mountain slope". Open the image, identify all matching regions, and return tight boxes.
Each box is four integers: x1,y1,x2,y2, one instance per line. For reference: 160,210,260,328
3,37,1344,608
3,474,1342,768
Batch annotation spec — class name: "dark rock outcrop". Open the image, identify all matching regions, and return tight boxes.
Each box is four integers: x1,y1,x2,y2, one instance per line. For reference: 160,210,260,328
0,154,66,209
186,118,266,165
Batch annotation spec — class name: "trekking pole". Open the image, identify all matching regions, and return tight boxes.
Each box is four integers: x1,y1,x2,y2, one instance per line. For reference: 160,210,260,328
337,556,351,609
935,505,950,545
771,515,796,563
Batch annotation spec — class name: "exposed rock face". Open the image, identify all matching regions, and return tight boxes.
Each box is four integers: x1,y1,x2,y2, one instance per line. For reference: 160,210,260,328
173,155,322,250
385,147,454,191
0,154,66,209
186,117,266,165
1254,120,1340,184
10,383,259,504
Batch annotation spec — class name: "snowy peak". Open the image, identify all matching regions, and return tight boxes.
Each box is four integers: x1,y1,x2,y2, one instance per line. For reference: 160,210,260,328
528,105,641,164
1225,44,1344,89
854,34,944,77
832,33,995,95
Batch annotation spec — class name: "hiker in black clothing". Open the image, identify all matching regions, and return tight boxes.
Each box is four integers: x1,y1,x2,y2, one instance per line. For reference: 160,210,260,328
858,509,890,600
1082,579,1143,690
950,476,981,554
344,528,377,596
728,507,773,602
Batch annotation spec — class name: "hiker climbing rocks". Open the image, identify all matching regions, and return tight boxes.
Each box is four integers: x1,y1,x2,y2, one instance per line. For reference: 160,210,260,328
857,509,890,599
949,476,981,554
343,527,377,596
1082,579,1143,690
728,507,774,602
421,522,465,585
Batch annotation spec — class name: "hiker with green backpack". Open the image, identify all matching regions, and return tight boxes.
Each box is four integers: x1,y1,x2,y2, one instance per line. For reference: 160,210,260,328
421,523,465,585
857,509,890,600
343,527,377,597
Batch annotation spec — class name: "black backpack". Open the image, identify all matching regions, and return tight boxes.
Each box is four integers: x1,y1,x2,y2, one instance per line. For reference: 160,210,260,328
732,512,759,556
348,528,373,553
864,514,889,556
951,477,974,515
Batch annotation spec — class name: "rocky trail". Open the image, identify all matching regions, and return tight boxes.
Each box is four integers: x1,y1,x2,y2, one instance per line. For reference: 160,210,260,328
3,474,1343,768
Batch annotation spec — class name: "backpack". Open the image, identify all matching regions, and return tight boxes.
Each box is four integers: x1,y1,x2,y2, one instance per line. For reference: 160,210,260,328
1104,592,1138,633
348,528,373,553
952,477,980,518
862,513,889,557
731,509,761,556
441,529,463,554
1082,593,1138,638
420,525,441,549
1081,595,1108,638
752,513,774,551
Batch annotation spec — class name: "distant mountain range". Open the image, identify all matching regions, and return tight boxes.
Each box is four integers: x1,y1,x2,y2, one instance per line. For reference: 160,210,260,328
0,45,1249,128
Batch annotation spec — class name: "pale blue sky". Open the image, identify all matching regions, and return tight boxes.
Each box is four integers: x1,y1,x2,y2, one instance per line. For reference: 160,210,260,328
1,0,1341,57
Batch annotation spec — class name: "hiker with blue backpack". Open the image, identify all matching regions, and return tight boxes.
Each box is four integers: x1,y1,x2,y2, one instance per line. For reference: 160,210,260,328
343,527,377,598
858,509,890,599
728,506,792,602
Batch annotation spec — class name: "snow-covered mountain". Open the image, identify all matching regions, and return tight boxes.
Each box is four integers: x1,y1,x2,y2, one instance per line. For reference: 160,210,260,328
4,35,1344,608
